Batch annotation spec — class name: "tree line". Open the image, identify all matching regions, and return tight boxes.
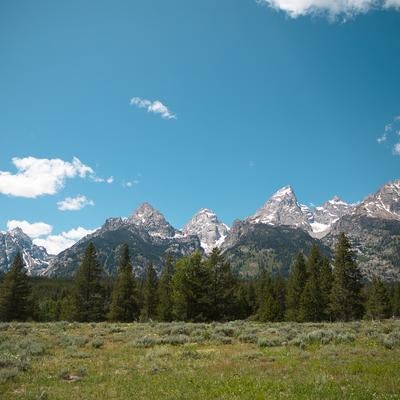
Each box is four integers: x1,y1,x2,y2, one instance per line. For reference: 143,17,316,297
1,233,399,323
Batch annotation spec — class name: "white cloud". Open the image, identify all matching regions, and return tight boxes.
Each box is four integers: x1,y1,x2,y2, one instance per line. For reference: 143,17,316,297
7,220,53,238
123,179,139,188
256,0,400,19
377,132,388,143
130,97,177,120
57,195,95,211
378,115,400,149
33,227,97,255
0,157,109,198
93,175,114,184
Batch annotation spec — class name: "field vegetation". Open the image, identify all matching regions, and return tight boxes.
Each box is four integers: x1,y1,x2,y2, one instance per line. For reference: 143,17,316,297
1,319,400,399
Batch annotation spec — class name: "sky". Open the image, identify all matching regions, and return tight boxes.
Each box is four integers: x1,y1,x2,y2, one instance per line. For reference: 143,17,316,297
1,0,400,254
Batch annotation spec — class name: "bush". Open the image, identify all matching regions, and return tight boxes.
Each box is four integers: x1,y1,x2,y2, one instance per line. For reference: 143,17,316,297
380,330,400,349
238,333,258,344
132,336,161,348
19,339,45,356
213,326,236,337
210,333,233,344
162,334,190,345
0,367,19,383
91,337,104,349
257,337,284,348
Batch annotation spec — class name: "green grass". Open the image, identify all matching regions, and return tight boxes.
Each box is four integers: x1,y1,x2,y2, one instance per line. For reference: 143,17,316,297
1,320,400,399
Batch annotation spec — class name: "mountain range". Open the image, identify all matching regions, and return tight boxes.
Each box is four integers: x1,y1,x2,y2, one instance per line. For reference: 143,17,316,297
1,180,399,281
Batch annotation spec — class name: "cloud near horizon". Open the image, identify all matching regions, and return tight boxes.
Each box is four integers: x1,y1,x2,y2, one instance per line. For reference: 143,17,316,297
57,195,95,211
7,220,53,238
130,97,177,120
33,227,97,255
6,220,97,255
257,0,400,19
0,157,112,198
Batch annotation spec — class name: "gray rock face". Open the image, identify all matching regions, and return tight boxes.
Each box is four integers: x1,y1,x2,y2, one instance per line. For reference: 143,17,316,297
323,215,400,281
355,180,400,220
221,220,330,277
0,228,50,275
246,186,357,238
183,208,229,254
48,203,202,277
247,186,312,232
311,196,355,237
127,202,177,238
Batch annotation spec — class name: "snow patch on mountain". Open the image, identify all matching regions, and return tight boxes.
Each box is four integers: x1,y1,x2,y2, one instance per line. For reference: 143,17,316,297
0,227,51,275
183,208,229,254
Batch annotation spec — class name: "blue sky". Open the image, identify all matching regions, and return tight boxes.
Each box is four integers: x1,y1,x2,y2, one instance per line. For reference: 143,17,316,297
1,0,399,253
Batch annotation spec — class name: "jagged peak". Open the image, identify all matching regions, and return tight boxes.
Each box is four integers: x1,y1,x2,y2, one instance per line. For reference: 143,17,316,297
128,202,176,237
326,195,349,206
271,185,296,199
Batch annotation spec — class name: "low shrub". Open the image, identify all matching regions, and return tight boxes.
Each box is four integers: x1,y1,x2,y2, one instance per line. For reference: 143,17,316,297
91,337,104,349
132,336,161,348
257,337,284,348
162,334,190,345
210,333,233,344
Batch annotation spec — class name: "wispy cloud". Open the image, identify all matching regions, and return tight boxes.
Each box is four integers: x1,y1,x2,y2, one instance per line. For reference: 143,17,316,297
378,116,400,155
122,179,140,188
256,0,400,20
130,97,176,120
377,132,388,144
33,227,97,255
0,157,111,198
57,195,95,211
7,220,53,238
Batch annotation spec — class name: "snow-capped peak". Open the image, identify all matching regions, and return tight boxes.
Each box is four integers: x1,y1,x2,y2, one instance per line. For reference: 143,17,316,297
128,202,176,238
355,179,400,221
0,228,50,275
183,208,229,254
247,185,311,231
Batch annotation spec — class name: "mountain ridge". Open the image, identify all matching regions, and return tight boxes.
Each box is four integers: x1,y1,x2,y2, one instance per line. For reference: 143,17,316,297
1,179,399,280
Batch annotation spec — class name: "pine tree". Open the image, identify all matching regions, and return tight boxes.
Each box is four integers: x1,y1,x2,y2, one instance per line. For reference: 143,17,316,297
206,248,237,321
366,277,391,320
392,282,400,318
108,244,139,322
141,262,158,321
273,274,287,321
172,252,212,322
330,233,363,321
258,272,282,322
157,253,175,321
0,252,32,321
299,245,323,322
319,256,333,320
285,252,307,321
73,243,105,322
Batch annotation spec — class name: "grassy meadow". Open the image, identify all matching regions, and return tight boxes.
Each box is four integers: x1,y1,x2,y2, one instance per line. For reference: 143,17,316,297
1,320,400,399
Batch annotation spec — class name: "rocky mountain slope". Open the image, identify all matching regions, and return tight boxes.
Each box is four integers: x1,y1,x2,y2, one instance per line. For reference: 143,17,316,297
0,228,50,275
47,204,201,277
183,208,229,254
2,179,399,281
221,221,330,277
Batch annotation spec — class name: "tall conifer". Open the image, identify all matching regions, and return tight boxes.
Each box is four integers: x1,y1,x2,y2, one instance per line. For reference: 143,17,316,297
141,262,158,320
285,252,307,321
366,277,391,320
157,253,175,321
0,252,32,321
73,243,105,322
108,244,139,322
330,233,363,321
